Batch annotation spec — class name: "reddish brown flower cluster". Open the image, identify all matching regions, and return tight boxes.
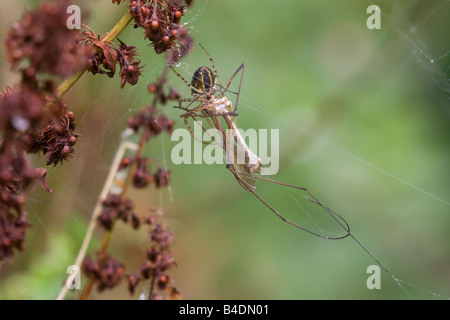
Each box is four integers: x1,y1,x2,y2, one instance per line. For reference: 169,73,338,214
0,80,42,261
127,105,174,141
5,0,89,78
97,194,140,231
26,101,79,166
119,156,171,189
0,82,44,139
127,212,180,299
117,40,143,88
82,27,143,88
129,0,194,54
122,99,173,190
154,168,171,188
1,0,195,298
0,1,88,261
147,78,182,105
82,252,125,292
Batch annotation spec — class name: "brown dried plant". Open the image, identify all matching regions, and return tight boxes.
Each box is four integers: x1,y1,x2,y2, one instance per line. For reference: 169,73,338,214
1,0,194,300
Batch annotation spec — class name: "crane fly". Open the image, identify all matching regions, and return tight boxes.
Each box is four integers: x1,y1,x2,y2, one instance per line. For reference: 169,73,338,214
169,44,400,284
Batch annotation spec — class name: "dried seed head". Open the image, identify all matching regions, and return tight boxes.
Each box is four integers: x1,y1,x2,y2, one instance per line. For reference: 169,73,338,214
97,194,138,231
126,209,179,299
23,100,79,166
148,83,157,93
126,106,174,139
5,0,89,77
157,274,170,290
129,0,193,54
82,253,125,292
154,168,171,188
69,135,77,146
132,157,154,188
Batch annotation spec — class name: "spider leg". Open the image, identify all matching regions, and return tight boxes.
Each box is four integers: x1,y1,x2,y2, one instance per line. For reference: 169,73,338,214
180,106,219,134
169,65,204,95
175,95,209,117
174,97,197,113
169,65,190,89
198,43,218,83
183,115,217,146
179,103,213,118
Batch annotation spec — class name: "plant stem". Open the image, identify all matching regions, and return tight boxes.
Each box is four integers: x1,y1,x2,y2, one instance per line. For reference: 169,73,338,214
148,270,157,299
56,141,138,300
78,125,149,300
79,276,95,300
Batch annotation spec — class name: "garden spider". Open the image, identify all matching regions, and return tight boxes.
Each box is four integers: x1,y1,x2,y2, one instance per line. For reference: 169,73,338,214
170,44,244,118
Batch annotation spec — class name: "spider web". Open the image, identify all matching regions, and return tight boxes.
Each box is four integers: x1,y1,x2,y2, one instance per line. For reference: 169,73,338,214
166,0,450,300
72,1,450,300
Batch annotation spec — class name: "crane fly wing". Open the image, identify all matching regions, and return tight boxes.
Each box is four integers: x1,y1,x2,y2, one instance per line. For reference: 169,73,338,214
224,129,261,192
228,163,256,191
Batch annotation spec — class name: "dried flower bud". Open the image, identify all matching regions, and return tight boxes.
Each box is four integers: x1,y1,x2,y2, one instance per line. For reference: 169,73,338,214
149,224,174,248
126,274,141,295
117,40,143,88
168,287,182,300
118,157,133,170
148,83,157,93
154,168,171,188
157,273,170,290
130,213,141,229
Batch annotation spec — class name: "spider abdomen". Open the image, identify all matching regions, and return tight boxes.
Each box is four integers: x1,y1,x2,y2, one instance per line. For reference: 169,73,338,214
191,66,215,95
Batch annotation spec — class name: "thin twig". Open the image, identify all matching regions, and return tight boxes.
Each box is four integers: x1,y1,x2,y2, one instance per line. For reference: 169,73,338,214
56,141,138,300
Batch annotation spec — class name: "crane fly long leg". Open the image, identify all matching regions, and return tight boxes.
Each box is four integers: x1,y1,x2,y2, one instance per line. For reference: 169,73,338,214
230,169,351,240
231,168,400,283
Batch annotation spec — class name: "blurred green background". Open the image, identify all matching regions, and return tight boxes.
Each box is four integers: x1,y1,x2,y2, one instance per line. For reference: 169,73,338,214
0,0,449,299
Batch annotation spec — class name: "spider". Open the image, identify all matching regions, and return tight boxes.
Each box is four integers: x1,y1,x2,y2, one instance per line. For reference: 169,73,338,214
169,44,262,181
169,43,244,127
